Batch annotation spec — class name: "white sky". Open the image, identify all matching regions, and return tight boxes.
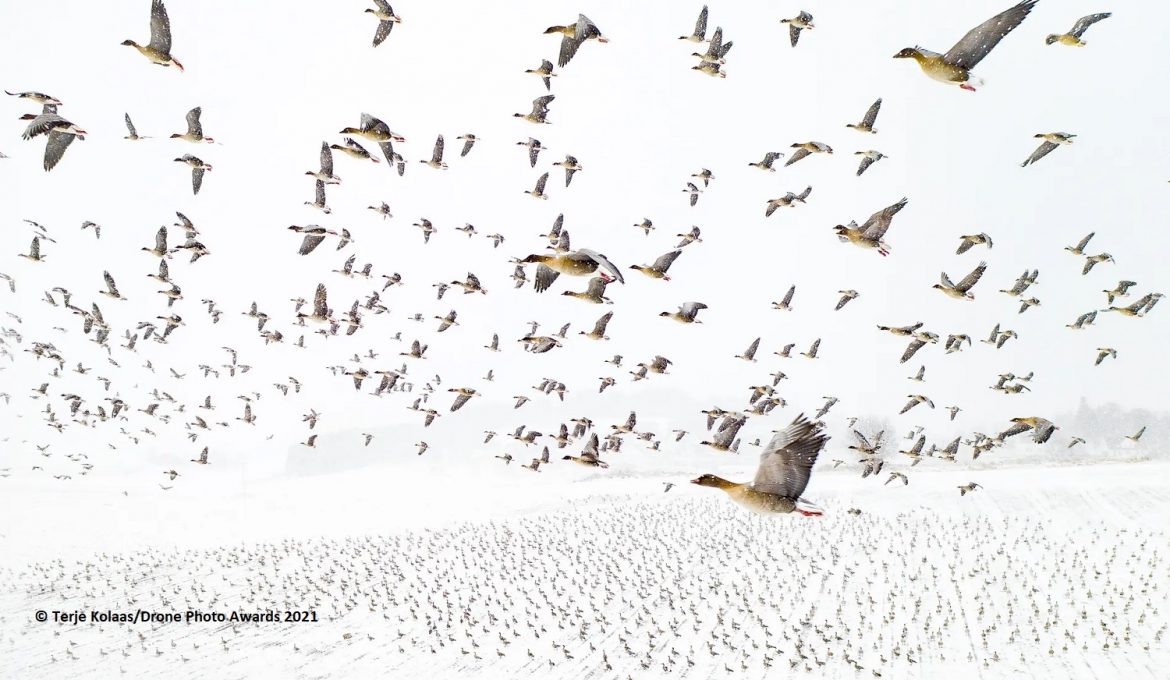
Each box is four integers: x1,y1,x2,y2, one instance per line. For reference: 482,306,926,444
1,0,1168,487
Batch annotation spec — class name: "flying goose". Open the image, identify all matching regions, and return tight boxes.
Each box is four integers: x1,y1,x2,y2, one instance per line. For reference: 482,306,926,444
173,154,211,195
517,137,547,166
99,272,125,300
893,0,1038,91
522,249,624,293
306,142,341,184
999,268,1039,296
1021,132,1075,167
933,261,987,300
1017,297,1040,314
659,301,707,324
899,394,935,414
765,186,812,215
448,388,478,412
834,197,908,256
749,151,784,171
563,434,608,468
171,106,213,143
1046,12,1111,46
676,226,702,247
785,141,832,167
781,11,814,47
772,285,795,311
691,168,714,186
455,134,477,157
330,137,380,163
451,272,486,295
138,227,171,261
579,311,614,340
562,276,612,304
123,113,148,140
692,414,828,515
846,98,882,133
525,172,550,200
956,232,993,254
19,237,46,262
552,155,582,186
524,59,556,90
1103,280,1137,305
1000,416,1058,444
680,5,708,42
854,151,887,176
434,310,458,332
514,95,555,124
295,284,333,326
20,104,86,171
1102,293,1155,317
5,90,61,106
736,337,761,362
630,250,682,280
545,14,608,68
691,26,732,64
835,290,859,311
1065,231,1095,255
520,335,562,354
305,180,330,213
366,1,401,47
420,135,447,169
122,0,184,71
288,225,337,256
1082,252,1113,275
339,113,405,160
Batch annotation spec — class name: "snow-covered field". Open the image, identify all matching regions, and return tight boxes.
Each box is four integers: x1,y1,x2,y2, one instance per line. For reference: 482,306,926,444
2,458,1167,680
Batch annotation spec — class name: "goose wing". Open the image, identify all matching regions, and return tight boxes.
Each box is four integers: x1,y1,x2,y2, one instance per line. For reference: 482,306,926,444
955,261,987,292
149,0,174,54
692,6,708,39
43,130,78,171
752,414,828,498
784,147,810,167
591,311,613,335
1069,12,1111,38
575,248,624,284
861,98,882,128
1021,140,1058,167
319,142,333,174
860,197,908,240
312,283,328,318
942,0,1038,70
533,263,560,293
185,107,203,137
652,249,682,273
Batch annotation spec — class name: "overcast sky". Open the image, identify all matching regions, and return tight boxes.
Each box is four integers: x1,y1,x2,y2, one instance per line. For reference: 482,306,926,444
1,0,1167,486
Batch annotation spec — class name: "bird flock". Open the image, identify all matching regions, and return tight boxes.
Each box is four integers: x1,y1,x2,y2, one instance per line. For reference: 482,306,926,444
2,1,1169,676
2,494,1168,678
1,0,1164,514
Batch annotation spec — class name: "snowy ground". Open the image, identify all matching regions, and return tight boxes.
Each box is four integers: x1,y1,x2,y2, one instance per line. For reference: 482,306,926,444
2,459,1168,679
